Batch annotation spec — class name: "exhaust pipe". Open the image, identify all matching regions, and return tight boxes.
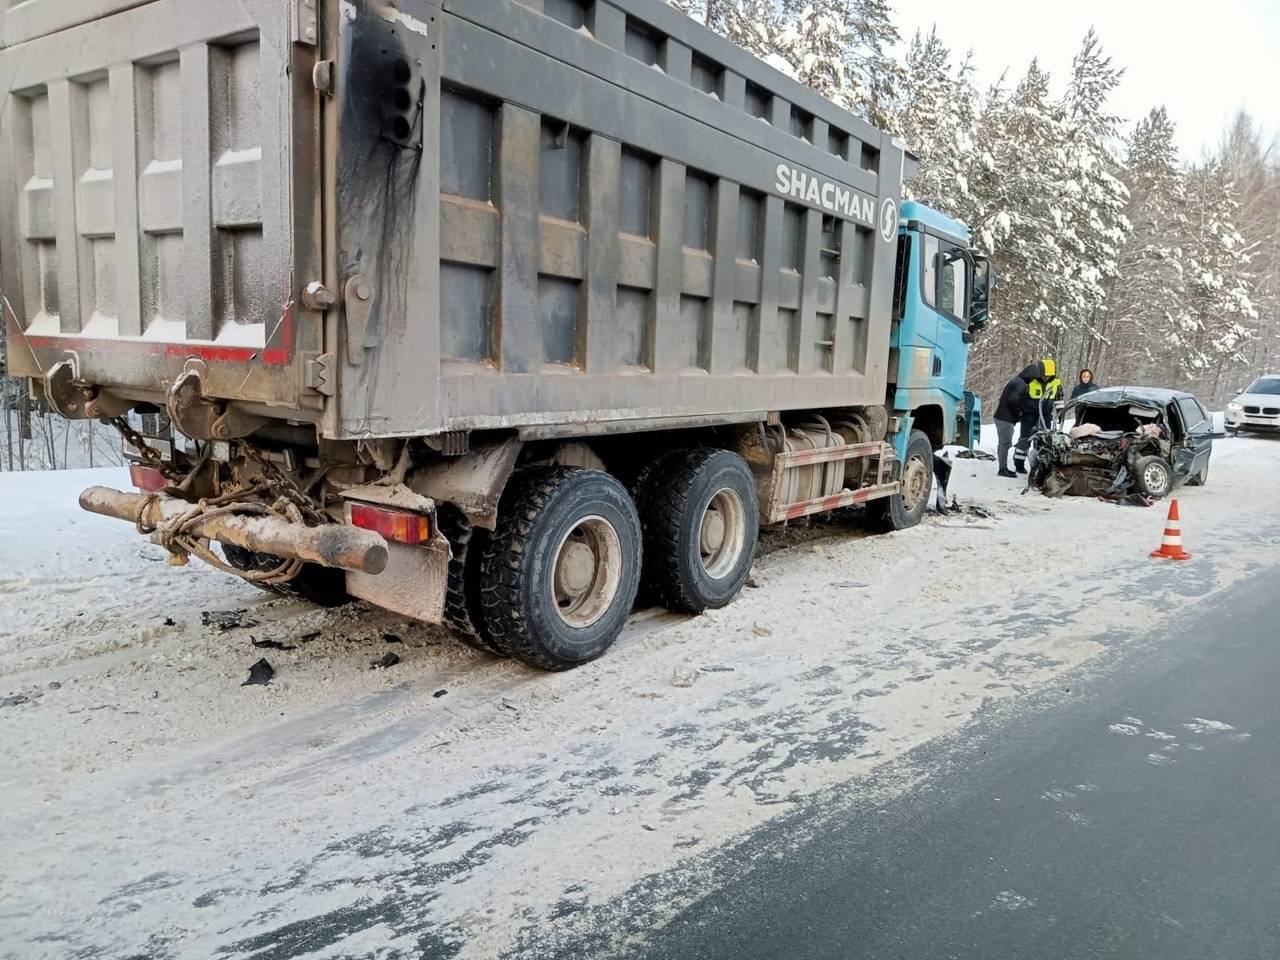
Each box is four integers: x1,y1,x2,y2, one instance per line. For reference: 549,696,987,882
79,486,388,575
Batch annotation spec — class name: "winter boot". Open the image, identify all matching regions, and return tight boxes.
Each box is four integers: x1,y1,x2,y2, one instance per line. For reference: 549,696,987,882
997,467,1017,478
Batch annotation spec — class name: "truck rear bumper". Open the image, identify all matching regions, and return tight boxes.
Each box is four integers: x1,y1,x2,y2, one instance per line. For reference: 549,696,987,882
79,485,389,574
80,484,452,624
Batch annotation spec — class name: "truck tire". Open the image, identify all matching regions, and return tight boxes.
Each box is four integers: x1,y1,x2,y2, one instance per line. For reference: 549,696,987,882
219,544,350,607
435,504,504,657
478,466,642,670
629,450,682,607
1133,455,1173,499
868,429,933,531
637,449,759,614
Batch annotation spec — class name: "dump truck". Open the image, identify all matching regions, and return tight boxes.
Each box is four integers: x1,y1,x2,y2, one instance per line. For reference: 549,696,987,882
1,0,991,670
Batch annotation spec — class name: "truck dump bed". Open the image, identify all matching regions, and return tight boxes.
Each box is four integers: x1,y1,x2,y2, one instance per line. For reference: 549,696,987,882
2,0,907,440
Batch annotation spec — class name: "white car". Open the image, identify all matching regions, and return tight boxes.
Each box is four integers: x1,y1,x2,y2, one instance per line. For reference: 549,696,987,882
1226,375,1280,435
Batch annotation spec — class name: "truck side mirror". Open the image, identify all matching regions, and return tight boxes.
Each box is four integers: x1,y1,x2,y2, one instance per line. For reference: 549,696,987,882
969,257,992,330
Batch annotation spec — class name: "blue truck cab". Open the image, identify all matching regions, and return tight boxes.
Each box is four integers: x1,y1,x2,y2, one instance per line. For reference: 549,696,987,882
888,200,991,461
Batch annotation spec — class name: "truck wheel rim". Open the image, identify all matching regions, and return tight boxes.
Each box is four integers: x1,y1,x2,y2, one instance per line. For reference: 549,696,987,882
900,455,928,510
551,515,622,628
700,488,746,579
1144,463,1168,494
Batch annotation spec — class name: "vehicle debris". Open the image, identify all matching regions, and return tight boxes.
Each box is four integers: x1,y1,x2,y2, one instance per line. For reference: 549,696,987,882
202,610,259,632
250,637,296,651
241,659,274,686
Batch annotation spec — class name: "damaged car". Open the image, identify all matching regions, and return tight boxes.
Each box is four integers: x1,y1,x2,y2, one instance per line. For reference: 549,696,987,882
1029,387,1218,501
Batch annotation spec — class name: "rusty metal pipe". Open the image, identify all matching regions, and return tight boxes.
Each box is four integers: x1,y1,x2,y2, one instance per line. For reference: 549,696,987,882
79,486,388,575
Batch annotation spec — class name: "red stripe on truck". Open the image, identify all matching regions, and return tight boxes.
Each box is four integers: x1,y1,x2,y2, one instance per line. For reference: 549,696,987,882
24,337,291,366
23,301,294,367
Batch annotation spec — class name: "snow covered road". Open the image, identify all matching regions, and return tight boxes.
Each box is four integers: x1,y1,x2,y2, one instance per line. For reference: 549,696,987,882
2,438,1278,959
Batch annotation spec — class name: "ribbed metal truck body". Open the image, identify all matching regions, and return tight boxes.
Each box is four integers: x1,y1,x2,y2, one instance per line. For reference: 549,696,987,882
1,0,908,440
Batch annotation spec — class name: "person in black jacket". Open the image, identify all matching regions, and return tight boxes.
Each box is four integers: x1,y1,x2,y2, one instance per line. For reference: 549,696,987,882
994,362,1041,478
1071,368,1099,400
1015,358,1062,473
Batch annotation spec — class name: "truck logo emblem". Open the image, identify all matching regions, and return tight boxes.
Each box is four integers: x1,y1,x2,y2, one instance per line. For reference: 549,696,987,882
879,197,897,244
774,163,875,227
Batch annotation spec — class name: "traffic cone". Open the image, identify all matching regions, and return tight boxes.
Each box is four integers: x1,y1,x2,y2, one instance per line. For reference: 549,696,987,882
1150,498,1191,561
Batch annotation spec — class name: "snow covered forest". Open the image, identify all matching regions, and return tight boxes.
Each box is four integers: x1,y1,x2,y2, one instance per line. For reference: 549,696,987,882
2,1,1276,469
671,0,1279,405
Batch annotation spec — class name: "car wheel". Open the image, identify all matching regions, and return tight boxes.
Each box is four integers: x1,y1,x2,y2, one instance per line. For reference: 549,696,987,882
868,429,933,531
478,466,642,670
636,449,759,614
1133,455,1173,499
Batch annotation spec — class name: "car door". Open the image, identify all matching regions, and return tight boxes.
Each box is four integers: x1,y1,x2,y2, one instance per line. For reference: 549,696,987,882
1174,397,1213,476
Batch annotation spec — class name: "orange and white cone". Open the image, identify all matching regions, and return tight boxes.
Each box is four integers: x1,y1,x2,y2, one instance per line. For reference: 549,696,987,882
1150,498,1191,561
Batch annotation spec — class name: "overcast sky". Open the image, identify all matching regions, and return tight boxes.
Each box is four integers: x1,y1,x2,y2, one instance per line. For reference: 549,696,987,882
892,0,1280,161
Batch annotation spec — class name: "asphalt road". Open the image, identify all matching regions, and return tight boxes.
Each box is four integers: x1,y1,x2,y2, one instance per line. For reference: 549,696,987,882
543,563,1280,960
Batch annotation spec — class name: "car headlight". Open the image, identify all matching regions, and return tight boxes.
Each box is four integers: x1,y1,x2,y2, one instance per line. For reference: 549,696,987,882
1227,402,1243,413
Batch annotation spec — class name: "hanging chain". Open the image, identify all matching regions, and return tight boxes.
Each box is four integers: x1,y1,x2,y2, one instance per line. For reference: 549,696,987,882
240,443,328,525
110,416,180,480
107,418,330,585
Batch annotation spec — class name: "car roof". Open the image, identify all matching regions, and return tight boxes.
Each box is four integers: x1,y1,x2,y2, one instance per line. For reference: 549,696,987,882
1073,386,1198,406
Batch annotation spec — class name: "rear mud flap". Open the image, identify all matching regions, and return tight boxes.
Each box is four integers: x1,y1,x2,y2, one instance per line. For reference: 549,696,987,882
346,535,450,624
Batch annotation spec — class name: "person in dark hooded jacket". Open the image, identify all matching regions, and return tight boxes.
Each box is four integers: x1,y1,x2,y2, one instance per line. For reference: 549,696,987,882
1071,368,1099,400
1015,358,1061,472
993,362,1040,477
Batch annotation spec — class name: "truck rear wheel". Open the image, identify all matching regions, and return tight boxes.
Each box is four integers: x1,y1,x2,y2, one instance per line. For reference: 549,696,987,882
868,429,933,531
435,504,504,657
637,449,758,614
478,466,642,670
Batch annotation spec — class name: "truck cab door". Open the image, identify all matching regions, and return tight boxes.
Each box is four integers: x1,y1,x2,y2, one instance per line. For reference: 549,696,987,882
923,235,970,404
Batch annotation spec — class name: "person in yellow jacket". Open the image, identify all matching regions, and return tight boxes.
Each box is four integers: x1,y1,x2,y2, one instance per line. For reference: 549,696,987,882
1013,358,1063,473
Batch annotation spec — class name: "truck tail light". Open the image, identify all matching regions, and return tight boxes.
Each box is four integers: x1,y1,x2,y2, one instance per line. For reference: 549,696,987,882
129,463,168,492
349,503,430,545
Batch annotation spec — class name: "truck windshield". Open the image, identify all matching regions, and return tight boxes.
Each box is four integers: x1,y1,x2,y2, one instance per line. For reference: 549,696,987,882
1246,377,1280,395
